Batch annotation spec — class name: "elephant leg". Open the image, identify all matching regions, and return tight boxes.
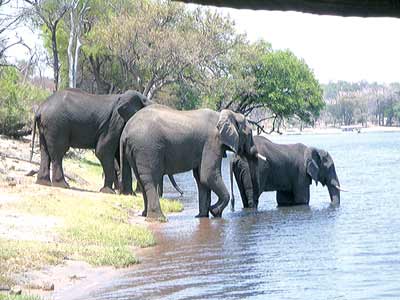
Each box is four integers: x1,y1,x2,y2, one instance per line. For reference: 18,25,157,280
95,146,116,194
141,174,164,219
50,155,69,188
234,167,249,208
126,155,146,216
208,175,230,218
113,158,121,191
276,191,295,206
193,168,211,218
294,186,310,205
36,133,51,186
47,139,69,189
120,155,133,195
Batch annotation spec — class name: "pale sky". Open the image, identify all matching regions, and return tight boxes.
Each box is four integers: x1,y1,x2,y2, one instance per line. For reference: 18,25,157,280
6,4,400,85
216,7,400,84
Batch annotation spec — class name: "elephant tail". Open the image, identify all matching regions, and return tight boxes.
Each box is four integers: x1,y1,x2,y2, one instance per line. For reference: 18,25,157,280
119,136,126,185
30,112,39,162
168,174,183,196
230,155,235,211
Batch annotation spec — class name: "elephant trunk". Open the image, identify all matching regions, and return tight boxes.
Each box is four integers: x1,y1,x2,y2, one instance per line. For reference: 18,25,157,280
247,156,259,208
327,177,340,204
230,156,235,211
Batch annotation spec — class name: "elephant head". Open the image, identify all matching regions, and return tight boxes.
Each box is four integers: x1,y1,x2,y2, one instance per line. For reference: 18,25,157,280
217,110,260,208
116,90,151,122
305,148,341,204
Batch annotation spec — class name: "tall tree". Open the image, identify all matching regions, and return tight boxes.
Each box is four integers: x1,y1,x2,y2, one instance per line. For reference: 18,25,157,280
89,1,237,98
67,0,88,88
23,0,70,91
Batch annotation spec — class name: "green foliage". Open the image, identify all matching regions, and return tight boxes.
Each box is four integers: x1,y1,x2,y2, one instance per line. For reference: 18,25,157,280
255,50,324,124
218,45,324,130
0,67,49,136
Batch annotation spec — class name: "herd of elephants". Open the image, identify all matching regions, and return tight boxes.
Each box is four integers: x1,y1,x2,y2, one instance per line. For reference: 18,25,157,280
30,88,344,219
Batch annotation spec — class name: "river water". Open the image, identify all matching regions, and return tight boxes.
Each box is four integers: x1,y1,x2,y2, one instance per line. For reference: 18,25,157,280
68,132,400,300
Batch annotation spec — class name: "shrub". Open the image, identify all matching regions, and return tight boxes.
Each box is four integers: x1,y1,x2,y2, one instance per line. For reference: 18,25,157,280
0,67,50,137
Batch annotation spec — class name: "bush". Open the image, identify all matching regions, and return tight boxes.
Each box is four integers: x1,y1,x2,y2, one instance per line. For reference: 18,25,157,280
0,67,50,137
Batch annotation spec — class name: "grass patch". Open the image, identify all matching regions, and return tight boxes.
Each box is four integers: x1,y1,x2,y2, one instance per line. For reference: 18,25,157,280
0,153,184,287
8,192,155,267
0,295,42,300
64,151,103,189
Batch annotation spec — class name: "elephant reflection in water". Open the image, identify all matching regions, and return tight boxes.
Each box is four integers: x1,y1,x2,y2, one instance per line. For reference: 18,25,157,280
231,136,343,209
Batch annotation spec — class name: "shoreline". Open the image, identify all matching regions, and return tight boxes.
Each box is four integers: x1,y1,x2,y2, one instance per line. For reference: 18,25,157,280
0,135,183,300
269,125,400,136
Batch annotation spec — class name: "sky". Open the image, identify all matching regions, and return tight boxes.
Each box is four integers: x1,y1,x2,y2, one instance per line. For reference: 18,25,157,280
6,3,400,85
216,7,400,84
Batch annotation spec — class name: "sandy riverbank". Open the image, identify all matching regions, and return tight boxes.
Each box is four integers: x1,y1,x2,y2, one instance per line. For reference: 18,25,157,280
0,135,183,300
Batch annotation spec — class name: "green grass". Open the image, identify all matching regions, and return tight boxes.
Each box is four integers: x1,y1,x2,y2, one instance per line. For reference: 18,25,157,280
0,153,184,287
0,295,42,300
9,192,155,267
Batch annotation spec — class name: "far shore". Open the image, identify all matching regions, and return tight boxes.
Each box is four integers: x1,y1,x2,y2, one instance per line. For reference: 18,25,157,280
266,125,400,136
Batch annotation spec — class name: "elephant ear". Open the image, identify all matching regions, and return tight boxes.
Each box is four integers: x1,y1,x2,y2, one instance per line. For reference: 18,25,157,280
305,148,320,185
117,90,148,122
217,110,239,153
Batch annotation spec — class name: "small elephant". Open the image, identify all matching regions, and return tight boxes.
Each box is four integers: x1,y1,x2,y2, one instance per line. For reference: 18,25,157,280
31,88,150,193
120,104,262,219
230,135,342,208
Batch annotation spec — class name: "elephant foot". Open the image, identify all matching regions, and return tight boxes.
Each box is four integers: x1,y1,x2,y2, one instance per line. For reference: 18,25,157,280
36,177,52,186
52,180,70,189
120,188,135,196
100,186,115,194
141,210,147,217
195,213,209,218
145,211,166,222
209,205,222,218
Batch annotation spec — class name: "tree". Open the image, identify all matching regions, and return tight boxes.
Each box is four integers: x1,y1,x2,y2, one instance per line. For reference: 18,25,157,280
66,0,88,88
0,0,27,65
223,47,324,133
23,0,71,91
88,1,237,98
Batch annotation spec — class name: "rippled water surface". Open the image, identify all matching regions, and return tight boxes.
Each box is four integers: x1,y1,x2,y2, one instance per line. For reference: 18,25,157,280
68,132,400,300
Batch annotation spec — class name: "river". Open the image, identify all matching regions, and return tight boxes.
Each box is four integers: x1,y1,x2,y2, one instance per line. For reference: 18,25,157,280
67,131,400,300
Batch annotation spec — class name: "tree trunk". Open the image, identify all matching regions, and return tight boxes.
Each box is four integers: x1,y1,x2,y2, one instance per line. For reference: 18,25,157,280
68,10,75,88
51,27,60,91
89,55,110,94
73,37,81,88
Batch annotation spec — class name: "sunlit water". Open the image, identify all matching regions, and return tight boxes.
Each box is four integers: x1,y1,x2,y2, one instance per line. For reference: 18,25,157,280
64,132,400,300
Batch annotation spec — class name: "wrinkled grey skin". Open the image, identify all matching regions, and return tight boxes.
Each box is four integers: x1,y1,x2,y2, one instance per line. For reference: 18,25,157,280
120,104,258,219
230,135,340,208
31,88,150,193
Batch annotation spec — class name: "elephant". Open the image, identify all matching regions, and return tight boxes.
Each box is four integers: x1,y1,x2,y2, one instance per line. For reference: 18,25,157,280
230,135,343,209
30,88,150,193
119,104,263,219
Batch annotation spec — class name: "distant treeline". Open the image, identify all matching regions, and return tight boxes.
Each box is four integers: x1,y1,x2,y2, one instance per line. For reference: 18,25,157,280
320,81,400,127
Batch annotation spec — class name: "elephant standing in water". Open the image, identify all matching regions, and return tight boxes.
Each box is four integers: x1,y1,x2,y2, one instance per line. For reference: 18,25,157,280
31,88,150,193
231,135,343,208
120,104,262,219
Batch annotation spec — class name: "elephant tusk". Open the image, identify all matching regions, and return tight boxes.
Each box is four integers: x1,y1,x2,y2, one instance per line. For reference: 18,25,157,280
335,185,348,192
257,153,267,161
